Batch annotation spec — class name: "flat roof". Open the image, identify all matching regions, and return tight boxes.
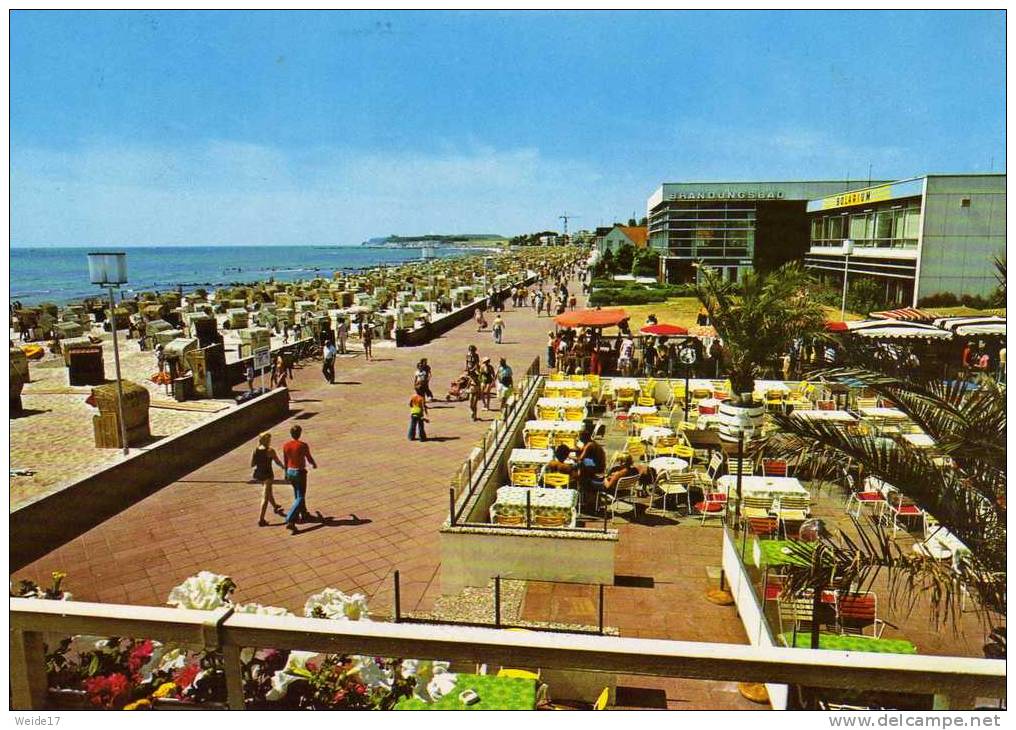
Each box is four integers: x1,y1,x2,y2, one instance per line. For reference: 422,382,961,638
806,173,1006,212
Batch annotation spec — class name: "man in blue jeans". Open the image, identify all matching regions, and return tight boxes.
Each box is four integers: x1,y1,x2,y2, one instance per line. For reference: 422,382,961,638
282,425,318,532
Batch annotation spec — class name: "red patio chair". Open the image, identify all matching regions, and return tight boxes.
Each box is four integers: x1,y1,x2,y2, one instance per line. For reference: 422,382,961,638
762,459,789,477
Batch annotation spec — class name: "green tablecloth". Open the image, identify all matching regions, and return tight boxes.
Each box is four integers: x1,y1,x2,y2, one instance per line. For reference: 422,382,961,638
780,632,917,654
394,673,537,710
755,539,814,567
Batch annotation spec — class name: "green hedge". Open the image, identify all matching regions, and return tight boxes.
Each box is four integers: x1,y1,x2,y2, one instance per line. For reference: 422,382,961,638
587,282,697,306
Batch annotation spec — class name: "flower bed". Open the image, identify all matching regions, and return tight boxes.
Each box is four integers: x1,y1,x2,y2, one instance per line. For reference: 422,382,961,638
13,571,455,710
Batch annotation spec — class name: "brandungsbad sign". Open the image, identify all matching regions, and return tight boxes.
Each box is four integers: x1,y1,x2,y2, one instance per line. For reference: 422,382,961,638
669,190,786,200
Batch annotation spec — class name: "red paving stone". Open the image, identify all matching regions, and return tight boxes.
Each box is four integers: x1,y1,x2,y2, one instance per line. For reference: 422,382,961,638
13,277,769,708
14,283,575,615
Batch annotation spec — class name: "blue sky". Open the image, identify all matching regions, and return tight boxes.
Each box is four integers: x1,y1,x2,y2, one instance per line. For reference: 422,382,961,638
10,10,1006,247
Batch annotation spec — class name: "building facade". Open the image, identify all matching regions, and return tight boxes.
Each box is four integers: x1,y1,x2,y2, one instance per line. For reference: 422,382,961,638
647,180,889,284
804,174,1005,306
597,225,648,255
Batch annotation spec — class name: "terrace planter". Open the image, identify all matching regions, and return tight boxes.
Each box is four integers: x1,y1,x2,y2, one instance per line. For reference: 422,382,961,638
716,400,764,442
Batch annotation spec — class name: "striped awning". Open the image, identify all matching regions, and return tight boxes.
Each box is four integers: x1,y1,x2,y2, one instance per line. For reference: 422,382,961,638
870,308,935,323
847,319,953,339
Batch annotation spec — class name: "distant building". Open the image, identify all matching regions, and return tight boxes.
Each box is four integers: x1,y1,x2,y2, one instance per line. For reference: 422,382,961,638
805,174,1005,306
647,180,891,284
539,234,558,246
597,225,649,255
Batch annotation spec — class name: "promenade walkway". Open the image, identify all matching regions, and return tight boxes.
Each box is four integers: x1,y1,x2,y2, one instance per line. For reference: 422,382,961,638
15,278,761,709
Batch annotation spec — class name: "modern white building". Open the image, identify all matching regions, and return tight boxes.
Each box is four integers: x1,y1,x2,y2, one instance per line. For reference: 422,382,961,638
804,174,1005,306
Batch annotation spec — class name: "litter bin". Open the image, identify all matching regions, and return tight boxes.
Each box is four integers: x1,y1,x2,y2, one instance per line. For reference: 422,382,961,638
172,376,194,402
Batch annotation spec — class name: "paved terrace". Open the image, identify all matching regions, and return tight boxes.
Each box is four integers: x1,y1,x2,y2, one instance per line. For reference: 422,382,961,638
15,278,759,709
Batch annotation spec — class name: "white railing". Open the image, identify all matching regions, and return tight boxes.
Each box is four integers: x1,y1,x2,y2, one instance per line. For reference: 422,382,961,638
10,597,1005,710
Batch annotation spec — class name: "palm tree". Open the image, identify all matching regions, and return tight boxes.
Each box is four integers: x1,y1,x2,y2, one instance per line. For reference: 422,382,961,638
696,262,826,404
763,360,1006,652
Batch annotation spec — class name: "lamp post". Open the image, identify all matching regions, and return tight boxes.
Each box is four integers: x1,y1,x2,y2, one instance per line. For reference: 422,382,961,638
88,252,130,456
839,239,853,321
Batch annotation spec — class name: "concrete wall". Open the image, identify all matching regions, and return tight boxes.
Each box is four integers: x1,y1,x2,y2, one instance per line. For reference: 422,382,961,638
440,526,617,594
917,175,1006,300
396,274,538,347
721,527,789,710
11,388,291,571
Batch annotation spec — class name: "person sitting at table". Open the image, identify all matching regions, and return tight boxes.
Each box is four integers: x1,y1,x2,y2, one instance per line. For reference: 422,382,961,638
545,444,575,477
605,453,641,493
573,429,606,513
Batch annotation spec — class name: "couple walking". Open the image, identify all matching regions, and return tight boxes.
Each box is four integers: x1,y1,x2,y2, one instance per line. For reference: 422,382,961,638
251,425,320,532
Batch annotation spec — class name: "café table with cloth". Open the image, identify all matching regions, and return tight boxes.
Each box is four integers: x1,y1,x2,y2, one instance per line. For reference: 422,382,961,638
543,380,590,392
649,456,688,474
394,673,537,710
717,475,810,501
524,420,584,437
609,377,641,391
627,405,658,416
640,426,675,444
780,633,917,655
791,409,858,423
859,407,909,421
508,448,554,469
537,396,590,411
490,486,579,527
903,433,935,449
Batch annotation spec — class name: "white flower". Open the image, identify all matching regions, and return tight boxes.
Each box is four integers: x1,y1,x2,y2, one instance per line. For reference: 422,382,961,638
402,660,456,703
166,571,233,610
157,648,189,674
265,651,321,701
303,588,370,621
353,656,394,691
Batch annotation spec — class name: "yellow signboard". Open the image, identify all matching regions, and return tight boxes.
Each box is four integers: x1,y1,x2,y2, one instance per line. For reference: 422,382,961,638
820,185,892,210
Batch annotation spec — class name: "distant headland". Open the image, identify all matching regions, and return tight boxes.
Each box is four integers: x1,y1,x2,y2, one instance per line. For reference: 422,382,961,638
360,234,508,249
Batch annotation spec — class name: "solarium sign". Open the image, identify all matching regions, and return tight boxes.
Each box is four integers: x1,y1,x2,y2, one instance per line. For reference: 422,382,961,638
668,191,786,200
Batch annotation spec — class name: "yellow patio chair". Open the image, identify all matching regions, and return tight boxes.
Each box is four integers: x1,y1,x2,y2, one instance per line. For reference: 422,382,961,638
563,408,585,422
641,415,668,427
526,433,550,449
498,668,541,680
637,396,656,408
615,387,637,410
626,442,648,462
564,388,584,399
534,513,569,527
511,469,539,488
640,378,657,396
585,374,601,386
493,513,525,526
856,396,879,410
593,687,610,710
537,407,561,421
553,434,576,449
548,372,565,382
542,472,572,489
741,495,774,520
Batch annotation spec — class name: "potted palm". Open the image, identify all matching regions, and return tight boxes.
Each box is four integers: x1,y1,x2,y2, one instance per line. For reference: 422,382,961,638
696,263,825,441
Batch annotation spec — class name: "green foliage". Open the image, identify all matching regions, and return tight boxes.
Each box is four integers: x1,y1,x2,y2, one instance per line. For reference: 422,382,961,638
918,292,996,309
846,277,889,316
615,243,635,273
696,263,825,400
631,249,660,277
588,281,695,306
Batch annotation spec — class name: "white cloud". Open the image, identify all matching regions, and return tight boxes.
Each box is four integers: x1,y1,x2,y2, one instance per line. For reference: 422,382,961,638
11,140,629,245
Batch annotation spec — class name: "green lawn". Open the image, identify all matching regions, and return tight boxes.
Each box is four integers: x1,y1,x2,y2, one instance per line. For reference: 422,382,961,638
592,297,867,332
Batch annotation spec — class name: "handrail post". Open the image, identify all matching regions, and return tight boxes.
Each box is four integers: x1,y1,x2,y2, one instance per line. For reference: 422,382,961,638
10,629,47,709
526,490,532,529
222,644,246,710
394,570,402,623
494,575,502,628
449,488,457,526
598,584,605,636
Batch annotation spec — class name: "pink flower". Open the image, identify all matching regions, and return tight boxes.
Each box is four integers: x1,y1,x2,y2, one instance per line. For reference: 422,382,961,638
173,663,201,690
127,640,154,675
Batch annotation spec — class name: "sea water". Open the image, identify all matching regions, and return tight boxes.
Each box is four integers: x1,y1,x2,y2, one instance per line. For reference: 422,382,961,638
9,245,469,305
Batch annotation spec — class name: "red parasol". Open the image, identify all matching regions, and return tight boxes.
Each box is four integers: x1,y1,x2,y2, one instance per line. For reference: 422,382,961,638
555,308,630,328
639,323,689,336
824,320,849,332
